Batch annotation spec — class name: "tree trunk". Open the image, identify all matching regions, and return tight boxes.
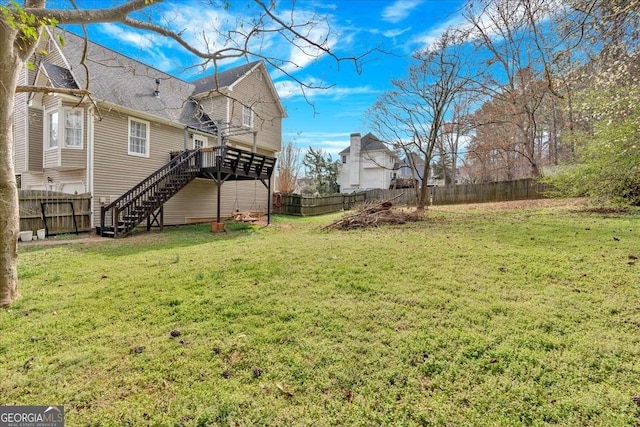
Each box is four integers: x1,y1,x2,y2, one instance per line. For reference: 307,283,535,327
0,32,22,308
417,162,431,211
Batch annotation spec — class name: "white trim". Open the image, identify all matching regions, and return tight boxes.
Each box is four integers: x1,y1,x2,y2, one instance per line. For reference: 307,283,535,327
44,27,83,92
242,105,253,128
128,117,150,158
62,107,84,149
227,62,261,92
45,28,74,72
45,109,59,150
87,108,95,227
23,65,30,172
193,134,208,149
228,62,286,118
96,100,197,133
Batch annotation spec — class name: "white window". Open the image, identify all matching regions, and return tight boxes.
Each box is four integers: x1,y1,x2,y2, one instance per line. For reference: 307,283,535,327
64,109,83,148
128,117,150,157
193,135,208,150
46,111,58,149
242,105,253,128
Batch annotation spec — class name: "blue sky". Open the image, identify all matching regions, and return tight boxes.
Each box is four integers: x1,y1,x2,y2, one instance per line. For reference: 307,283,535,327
62,0,467,158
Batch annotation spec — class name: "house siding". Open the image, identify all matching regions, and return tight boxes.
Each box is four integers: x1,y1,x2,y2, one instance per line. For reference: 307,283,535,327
162,178,269,225
22,169,86,192
227,68,282,153
200,96,227,126
44,36,70,69
27,108,43,172
14,67,28,174
340,150,397,192
163,179,218,224
42,94,60,169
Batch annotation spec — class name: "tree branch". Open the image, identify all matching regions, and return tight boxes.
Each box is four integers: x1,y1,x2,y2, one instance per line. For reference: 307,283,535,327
16,85,89,96
25,0,155,24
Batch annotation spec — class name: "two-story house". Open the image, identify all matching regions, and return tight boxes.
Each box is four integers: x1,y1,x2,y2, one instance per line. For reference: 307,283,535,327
338,133,400,193
13,28,285,237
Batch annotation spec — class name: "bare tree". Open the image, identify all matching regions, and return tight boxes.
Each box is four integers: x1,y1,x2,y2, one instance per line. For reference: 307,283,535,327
435,95,474,185
463,0,558,178
367,29,472,210
0,0,365,307
276,142,302,194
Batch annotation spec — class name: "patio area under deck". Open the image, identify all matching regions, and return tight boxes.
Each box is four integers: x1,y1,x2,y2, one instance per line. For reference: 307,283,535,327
170,146,277,224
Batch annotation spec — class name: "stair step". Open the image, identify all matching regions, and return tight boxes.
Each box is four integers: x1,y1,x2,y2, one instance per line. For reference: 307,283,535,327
101,155,200,238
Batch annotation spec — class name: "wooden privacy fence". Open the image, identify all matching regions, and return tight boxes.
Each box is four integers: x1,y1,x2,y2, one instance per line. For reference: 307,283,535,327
274,179,549,216
431,178,550,205
274,193,366,216
19,191,92,236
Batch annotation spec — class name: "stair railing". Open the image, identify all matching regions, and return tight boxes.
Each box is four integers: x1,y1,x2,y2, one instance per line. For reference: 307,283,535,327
100,149,201,237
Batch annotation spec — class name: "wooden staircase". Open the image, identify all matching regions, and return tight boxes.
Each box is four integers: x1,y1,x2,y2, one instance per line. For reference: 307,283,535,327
99,150,201,238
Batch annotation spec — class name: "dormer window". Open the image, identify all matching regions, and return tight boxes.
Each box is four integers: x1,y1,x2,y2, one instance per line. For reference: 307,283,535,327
242,105,253,128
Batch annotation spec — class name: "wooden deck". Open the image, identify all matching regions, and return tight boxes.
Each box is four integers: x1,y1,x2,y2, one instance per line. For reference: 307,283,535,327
171,147,276,181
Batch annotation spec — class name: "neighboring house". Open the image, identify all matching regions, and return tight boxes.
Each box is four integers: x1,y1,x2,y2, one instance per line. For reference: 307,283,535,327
13,28,285,236
395,152,425,188
338,133,399,193
395,153,443,187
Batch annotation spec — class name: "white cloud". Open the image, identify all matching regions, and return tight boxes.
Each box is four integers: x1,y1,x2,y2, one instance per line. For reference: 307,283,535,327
413,14,467,50
381,0,423,23
159,2,342,76
284,131,352,157
99,23,157,50
274,79,378,101
383,27,412,38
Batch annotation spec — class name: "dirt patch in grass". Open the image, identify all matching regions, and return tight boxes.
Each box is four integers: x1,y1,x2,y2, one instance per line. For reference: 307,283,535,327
577,206,631,215
431,198,589,212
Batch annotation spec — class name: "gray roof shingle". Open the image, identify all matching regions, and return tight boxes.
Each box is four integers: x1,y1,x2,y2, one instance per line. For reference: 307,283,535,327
339,133,390,154
46,29,264,134
191,61,261,94
41,62,78,89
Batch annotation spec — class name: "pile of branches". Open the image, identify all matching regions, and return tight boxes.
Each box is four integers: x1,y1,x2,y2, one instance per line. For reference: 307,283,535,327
322,195,421,231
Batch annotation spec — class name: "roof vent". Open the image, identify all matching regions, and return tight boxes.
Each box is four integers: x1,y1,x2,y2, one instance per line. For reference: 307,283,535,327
154,78,160,97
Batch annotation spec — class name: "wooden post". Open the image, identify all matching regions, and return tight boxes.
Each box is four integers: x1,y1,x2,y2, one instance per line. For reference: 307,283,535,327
267,176,272,225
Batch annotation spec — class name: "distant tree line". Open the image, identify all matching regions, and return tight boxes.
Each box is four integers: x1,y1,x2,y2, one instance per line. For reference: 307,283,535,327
365,0,640,207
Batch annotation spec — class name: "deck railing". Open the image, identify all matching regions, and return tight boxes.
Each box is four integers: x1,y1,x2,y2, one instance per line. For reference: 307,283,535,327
173,146,276,180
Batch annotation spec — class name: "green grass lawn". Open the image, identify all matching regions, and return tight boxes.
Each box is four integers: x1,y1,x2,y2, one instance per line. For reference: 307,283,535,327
2,199,640,426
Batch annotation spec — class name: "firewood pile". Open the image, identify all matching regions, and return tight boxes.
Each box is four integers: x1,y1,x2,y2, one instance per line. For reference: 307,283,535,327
322,196,421,230
232,211,259,222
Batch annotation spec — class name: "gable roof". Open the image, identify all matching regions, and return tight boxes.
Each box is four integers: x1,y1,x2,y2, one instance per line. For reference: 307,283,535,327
42,29,284,133
339,133,391,155
191,61,261,94
41,62,78,89
191,60,286,117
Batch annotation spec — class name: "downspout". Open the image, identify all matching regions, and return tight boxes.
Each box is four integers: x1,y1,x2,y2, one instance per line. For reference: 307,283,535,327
183,127,188,150
252,131,257,153
87,106,95,227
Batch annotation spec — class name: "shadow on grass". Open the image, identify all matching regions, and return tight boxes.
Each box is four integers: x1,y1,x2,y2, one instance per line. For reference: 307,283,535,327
19,221,271,258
